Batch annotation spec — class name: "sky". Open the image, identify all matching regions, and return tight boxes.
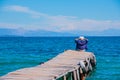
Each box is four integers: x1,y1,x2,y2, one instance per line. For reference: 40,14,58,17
0,0,120,32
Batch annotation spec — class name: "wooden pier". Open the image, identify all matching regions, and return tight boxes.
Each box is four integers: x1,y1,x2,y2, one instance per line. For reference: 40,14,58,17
0,50,96,80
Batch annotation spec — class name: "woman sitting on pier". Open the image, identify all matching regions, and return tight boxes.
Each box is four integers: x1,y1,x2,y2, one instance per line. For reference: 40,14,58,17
75,36,88,51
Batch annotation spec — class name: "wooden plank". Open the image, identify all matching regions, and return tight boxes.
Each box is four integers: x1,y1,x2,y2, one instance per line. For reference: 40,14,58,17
0,50,96,80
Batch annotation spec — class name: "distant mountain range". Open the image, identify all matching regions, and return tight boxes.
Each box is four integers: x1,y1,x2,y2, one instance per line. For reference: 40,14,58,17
0,28,120,37
68,29,120,36
0,28,75,37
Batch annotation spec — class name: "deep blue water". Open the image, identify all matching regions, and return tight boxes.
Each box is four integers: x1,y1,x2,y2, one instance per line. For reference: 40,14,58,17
0,37,120,80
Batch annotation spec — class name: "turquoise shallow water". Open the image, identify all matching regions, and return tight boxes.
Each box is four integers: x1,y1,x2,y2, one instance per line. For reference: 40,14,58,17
0,37,120,80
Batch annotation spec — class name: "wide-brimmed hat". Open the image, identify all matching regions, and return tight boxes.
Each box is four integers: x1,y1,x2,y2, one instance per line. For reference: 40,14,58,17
79,36,85,40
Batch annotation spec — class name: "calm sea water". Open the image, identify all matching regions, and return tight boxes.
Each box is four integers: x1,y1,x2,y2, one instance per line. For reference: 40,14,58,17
0,37,120,80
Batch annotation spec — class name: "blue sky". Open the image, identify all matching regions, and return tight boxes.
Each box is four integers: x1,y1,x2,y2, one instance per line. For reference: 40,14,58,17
0,0,120,32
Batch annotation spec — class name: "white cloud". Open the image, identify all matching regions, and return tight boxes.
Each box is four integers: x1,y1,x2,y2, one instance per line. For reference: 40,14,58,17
2,5,120,32
4,5,29,12
45,18,120,32
4,5,48,18
0,23,21,29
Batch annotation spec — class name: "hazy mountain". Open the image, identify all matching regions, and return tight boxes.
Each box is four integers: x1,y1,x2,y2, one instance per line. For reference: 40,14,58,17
101,29,120,36
68,29,120,36
24,30,75,37
0,28,25,36
0,28,75,37
0,28,119,37
0,28,16,36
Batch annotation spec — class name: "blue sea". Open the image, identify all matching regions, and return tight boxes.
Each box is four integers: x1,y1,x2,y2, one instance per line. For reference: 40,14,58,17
0,37,120,80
